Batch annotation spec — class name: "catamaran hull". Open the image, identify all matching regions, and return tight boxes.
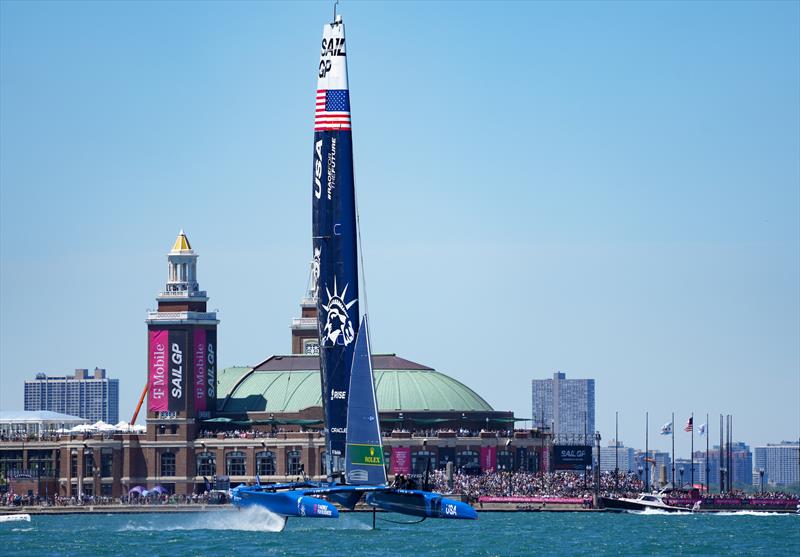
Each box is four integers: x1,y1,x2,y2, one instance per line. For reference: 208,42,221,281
366,490,478,520
232,489,339,518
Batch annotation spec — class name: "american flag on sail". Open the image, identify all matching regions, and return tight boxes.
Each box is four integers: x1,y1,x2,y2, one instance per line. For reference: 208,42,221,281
315,89,351,131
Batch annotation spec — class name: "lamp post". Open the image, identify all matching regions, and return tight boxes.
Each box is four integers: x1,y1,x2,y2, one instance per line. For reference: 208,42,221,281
505,439,513,496
759,468,765,494
594,431,601,506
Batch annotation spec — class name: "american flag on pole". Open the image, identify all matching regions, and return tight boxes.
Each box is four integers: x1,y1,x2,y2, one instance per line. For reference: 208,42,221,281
315,89,351,131
684,416,693,432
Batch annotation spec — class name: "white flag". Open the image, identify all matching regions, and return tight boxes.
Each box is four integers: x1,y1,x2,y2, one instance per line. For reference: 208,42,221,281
660,422,672,435
699,423,707,436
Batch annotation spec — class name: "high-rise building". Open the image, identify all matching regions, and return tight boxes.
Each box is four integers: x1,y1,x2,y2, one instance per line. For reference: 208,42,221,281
700,442,753,488
599,440,635,473
754,442,800,486
24,368,119,424
674,458,703,487
532,372,594,443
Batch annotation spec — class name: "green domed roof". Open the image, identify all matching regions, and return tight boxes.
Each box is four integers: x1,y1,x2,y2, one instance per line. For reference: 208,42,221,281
217,355,493,414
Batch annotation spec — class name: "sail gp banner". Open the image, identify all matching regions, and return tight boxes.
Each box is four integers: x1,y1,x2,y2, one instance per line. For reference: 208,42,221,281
205,330,217,411
167,329,188,412
193,329,207,413
148,330,168,412
390,447,411,475
480,446,497,472
311,18,359,464
553,445,592,470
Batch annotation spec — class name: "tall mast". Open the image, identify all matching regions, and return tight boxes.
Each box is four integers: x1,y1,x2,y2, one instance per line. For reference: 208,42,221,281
312,13,359,478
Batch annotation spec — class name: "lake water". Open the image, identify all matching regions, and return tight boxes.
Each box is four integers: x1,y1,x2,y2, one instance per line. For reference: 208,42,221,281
2,508,797,556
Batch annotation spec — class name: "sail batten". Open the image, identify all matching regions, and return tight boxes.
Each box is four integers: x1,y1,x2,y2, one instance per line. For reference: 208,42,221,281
313,15,359,476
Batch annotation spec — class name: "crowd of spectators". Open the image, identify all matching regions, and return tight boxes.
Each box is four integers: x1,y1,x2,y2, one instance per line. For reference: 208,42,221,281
2,470,797,508
431,470,645,501
379,428,519,439
1,491,218,508
673,489,799,501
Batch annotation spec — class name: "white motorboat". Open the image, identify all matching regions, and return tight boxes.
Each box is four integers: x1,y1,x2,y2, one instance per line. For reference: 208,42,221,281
601,493,688,513
0,514,31,523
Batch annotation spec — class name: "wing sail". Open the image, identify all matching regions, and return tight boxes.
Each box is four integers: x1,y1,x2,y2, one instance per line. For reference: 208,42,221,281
313,14,359,478
345,316,387,485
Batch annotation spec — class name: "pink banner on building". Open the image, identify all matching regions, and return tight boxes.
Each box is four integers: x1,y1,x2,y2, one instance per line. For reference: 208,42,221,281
480,446,497,472
148,330,168,412
391,447,411,475
478,497,588,504
193,329,207,413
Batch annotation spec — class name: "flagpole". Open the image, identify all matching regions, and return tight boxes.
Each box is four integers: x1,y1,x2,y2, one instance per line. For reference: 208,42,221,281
671,412,675,485
719,413,724,493
645,411,649,491
690,412,694,486
615,411,619,493
705,413,709,494
729,414,734,492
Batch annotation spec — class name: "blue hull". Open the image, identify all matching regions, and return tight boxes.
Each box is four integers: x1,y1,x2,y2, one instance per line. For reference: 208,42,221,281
232,487,339,518
366,489,478,520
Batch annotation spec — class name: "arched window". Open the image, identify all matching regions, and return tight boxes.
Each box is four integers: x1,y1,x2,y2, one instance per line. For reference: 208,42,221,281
255,451,275,476
226,451,246,476
456,450,479,470
382,447,392,473
412,450,436,474
319,452,328,476
83,449,94,477
497,450,514,471
70,449,78,478
101,449,113,478
287,450,302,476
161,452,176,477
196,452,216,476
528,451,540,473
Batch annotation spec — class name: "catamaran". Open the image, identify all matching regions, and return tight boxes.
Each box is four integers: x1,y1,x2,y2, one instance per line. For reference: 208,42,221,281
230,12,477,526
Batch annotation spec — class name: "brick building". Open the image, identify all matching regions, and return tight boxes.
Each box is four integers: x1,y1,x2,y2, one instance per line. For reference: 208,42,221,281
1,232,551,499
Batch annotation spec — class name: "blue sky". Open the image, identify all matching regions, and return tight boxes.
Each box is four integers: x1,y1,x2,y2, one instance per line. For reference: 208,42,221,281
1,1,798,455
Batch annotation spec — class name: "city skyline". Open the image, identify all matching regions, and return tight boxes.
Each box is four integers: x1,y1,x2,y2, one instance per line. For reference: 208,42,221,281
1,1,798,455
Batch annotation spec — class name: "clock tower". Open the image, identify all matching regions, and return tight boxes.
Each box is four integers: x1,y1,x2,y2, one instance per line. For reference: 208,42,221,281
291,259,320,355
145,231,219,439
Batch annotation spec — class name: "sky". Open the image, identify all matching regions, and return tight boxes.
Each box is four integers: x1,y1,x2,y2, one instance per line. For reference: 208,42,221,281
1,0,798,457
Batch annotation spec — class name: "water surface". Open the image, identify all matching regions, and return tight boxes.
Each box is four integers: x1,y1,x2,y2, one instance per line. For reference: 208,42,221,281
2,508,797,556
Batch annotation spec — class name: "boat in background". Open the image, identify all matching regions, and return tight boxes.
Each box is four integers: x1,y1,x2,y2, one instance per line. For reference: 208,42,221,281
600,493,688,513
0,514,31,523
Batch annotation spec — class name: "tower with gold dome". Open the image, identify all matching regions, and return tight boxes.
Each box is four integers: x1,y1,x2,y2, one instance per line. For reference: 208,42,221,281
145,231,219,438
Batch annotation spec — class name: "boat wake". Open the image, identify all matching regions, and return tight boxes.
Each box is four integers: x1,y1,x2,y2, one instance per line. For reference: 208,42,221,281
703,510,795,517
632,508,691,515
119,507,287,533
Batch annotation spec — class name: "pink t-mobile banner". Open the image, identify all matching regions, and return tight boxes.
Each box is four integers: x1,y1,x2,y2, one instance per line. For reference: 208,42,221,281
193,329,207,413
480,446,497,472
148,330,168,411
391,447,411,474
